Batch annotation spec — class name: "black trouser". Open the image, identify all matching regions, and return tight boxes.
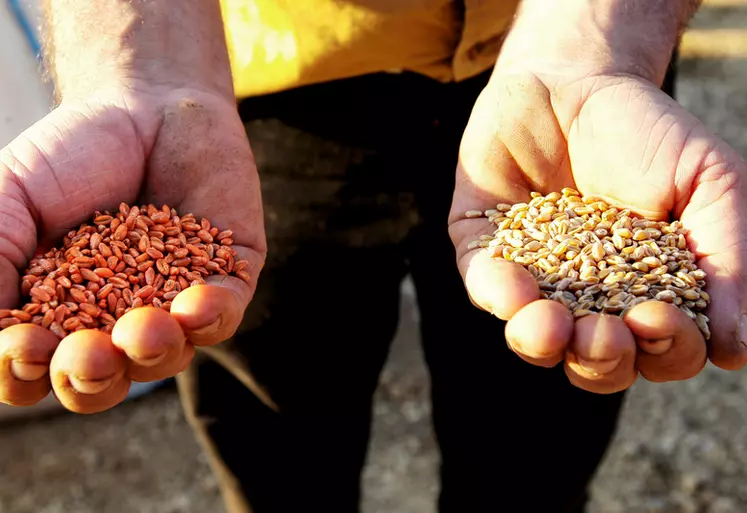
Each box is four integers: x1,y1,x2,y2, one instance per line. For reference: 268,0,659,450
176,61,677,513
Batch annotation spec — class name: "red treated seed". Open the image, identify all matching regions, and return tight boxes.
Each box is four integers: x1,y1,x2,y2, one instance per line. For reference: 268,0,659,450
0,318,20,329
4,203,245,338
62,317,81,330
54,305,69,324
30,288,52,302
163,291,179,301
49,322,66,339
80,268,101,283
57,276,72,288
79,303,100,318
113,224,128,241
43,309,56,328
77,311,95,324
137,261,155,272
11,310,32,322
94,267,115,278
135,285,154,299
146,248,164,260
150,238,166,252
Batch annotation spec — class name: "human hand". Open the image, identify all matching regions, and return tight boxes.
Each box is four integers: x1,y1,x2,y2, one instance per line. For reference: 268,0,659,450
0,88,266,412
449,67,747,394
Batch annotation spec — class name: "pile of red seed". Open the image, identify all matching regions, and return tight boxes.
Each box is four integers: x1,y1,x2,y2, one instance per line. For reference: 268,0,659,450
0,203,250,339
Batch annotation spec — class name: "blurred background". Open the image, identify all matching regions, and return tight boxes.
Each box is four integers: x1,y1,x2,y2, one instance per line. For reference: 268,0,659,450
2,0,747,512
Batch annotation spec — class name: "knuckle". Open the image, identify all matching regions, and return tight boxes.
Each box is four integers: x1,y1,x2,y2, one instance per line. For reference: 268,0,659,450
516,352,563,368
708,336,747,371
640,358,706,383
0,376,50,406
0,390,46,407
710,348,747,371
566,366,637,395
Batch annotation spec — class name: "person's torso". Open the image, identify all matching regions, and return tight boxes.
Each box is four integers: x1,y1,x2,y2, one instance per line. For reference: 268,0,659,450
220,0,520,98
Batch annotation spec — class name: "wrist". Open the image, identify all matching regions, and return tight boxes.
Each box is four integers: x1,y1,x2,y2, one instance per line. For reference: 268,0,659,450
50,56,236,106
44,0,236,104
495,0,699,87
55,76,235,110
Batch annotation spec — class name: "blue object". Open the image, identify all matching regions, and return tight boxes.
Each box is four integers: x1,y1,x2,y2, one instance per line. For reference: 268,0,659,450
7,0,42,59
128,381,168,399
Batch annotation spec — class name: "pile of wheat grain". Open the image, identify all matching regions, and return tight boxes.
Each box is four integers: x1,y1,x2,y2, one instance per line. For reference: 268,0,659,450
0,203,250,339
466,188,711,339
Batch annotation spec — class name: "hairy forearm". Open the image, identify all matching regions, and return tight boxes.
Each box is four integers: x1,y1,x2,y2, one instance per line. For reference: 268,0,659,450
498,0,703,84
43,0,234,101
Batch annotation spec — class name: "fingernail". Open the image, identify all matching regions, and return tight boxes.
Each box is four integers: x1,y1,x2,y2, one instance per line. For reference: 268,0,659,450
68,375,114,395
511,341,553,360
190,318,221,335
576,355,623,376
739,313,747,348
129,352,168,368
10,361,48,382
638,338,673,356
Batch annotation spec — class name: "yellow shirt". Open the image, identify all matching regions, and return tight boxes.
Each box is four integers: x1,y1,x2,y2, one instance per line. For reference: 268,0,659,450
220,0,520,99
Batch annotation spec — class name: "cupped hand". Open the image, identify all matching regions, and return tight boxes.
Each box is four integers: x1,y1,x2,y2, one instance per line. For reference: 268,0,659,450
449,70,747,393
0,89,266,412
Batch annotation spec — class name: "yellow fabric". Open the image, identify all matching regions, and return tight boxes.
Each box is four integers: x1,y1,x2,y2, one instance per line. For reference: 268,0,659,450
220,0,520,99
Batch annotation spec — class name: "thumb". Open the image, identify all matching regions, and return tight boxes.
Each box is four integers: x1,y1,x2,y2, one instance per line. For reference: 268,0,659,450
0,257,21,326
0,160,62,406
0,157,40,318
448,77,568,319
681,157,747,370
459,245,539,320
169,245,259,347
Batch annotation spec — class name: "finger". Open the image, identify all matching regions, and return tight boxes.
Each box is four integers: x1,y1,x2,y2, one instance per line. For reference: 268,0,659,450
0,324,60,406
565,314,638,394
679,160,747,371
624,300,706,382
450,76,571,214
111,306,194,382
170,279,250,346
50,329,130,414
696,253,747,370
458,248,539,320
505,299,574,367
0,256,24,311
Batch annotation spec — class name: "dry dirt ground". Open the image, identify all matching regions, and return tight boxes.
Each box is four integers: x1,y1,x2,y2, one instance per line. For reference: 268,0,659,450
2,3,747,513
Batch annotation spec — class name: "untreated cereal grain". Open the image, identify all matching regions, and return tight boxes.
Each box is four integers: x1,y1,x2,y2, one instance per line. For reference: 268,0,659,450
467,189,711,339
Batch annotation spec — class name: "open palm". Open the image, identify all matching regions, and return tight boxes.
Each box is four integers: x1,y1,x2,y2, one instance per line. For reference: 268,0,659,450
450,72,747,393
0,90,266,412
